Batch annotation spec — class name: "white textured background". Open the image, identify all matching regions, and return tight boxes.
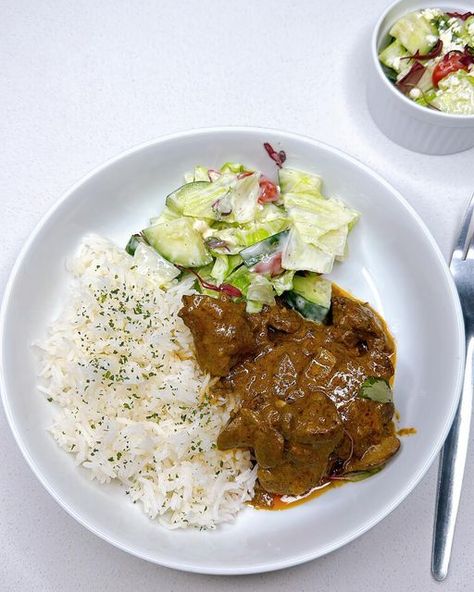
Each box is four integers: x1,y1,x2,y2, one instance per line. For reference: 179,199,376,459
1,1,473,590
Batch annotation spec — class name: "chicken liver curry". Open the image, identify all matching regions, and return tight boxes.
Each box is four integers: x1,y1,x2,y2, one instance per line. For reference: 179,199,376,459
179,286,400,504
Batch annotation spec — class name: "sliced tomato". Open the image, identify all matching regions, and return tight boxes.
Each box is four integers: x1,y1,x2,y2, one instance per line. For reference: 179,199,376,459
254,252,283,277
258,178,279,204
432,51,470,87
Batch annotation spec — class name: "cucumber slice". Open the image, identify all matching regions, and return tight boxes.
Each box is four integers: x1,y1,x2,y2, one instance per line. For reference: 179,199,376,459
389,11,438,54
239,230,289,268
282,272,331,322
165,181,211,214
292,273,332,308
149,206,180,226
133,242,180,286
379,39,410,73
125,234,142,256
125,235,180,286
143,218,212,267
282,291,329,323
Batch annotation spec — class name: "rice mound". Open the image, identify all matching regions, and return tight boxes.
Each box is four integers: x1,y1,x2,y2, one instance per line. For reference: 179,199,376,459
36,235,256,529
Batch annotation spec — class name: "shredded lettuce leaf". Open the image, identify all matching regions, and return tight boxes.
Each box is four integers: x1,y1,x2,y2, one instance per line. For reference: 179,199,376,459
279,167,323,196
314,225,349,257
220,162,248,174
226,265,253,296
282,228,335,274
246,300,264,313
210,254,243,284
230,173,260,223
271,270,295,295
432,70,474,115
181,174,236,220
247,274,275,306
184,166,210,183
284,193,359,243
202,204,289,254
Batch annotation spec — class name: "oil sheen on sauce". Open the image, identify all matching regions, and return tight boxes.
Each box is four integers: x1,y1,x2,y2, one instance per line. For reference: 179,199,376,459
251,283,415,511
252,480,346,511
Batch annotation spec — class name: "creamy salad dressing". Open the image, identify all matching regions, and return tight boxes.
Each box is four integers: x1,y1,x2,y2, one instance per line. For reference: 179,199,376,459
379,8,474,114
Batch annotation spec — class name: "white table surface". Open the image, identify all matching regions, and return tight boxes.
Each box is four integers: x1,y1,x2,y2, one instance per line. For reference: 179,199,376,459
1,1,473,590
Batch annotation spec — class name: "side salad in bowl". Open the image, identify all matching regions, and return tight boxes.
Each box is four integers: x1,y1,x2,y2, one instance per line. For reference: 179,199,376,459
126,144,359,319
379,8,474,114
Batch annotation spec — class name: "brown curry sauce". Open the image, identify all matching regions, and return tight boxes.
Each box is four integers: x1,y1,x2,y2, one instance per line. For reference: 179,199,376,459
179,284,404,509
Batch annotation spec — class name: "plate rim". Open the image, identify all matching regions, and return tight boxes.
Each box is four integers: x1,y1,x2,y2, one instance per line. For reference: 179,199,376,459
0,126,466,575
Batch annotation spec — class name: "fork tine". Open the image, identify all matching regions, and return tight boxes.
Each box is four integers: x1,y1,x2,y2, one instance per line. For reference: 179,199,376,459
467,237,474,260
453,192,474,259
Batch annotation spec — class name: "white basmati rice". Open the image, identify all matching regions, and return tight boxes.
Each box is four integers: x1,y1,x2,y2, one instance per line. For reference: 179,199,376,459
36,234,256,529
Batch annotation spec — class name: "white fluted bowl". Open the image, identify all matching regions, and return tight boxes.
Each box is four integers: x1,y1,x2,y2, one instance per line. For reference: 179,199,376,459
368,0,474,154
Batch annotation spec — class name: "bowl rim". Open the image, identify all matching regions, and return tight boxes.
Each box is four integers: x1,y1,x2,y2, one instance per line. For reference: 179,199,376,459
0,126,466,574
371,0,474,122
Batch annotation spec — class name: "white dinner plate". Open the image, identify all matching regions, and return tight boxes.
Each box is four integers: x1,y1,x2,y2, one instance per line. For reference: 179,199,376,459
0,127,465,574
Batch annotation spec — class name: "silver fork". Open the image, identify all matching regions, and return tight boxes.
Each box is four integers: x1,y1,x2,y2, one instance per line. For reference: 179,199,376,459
432,193,474,581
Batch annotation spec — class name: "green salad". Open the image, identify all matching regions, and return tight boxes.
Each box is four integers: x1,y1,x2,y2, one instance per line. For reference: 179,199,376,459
379,8,474,114
126,148,359,321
